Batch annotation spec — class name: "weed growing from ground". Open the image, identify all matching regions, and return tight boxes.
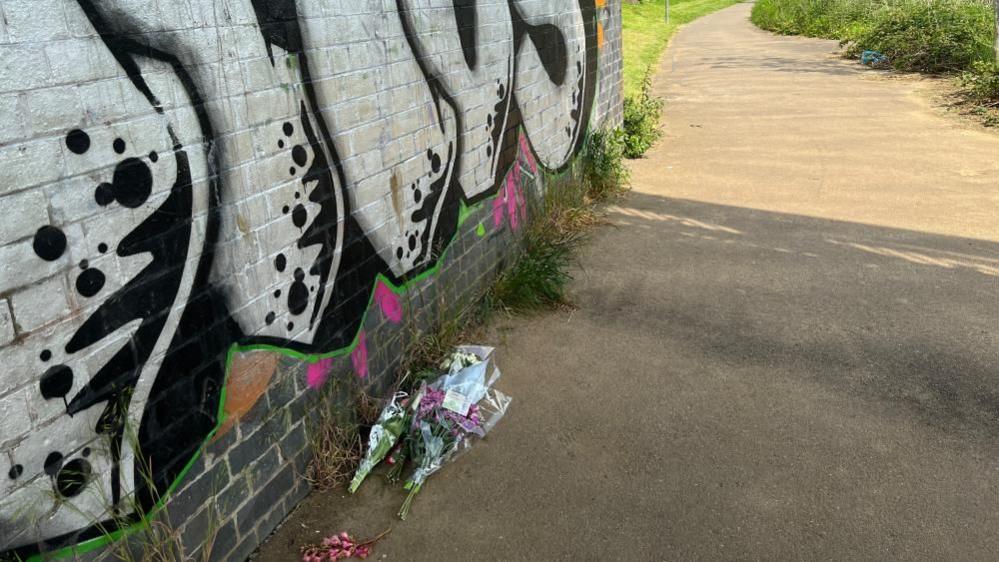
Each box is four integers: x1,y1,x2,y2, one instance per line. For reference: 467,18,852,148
492,173,591,312
305,380,366,491
104,426,222,562
581,128,630,202
491,230,575,312
492,130,628,312
622,67,664,158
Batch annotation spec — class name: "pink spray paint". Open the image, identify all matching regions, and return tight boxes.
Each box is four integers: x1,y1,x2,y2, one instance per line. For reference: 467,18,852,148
506,171,520,231
519,133,537,173
351,331,369,379
306,357,334,390
492,133,535,231
374,280,402,323
493,189,506,228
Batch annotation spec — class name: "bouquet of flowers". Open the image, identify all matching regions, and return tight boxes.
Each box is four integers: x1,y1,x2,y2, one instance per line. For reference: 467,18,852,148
348,345,511,519
348,392,408,494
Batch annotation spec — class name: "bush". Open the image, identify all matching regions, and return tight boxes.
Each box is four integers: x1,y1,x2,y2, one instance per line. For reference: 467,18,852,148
622,67,664,158
751,0,873,38
843,0,994,73
752,0,996,73
582,128,630,201
960,60,999,102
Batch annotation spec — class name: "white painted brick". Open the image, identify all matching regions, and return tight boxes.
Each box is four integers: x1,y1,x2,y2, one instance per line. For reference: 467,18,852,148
10,275,71,333
3,0,70,43
0,386,32,449
0,44,52,94
348,122,385,155
0,237,67,294
46,176,101,224
45,38,115,85
73,77,132,123
137,70,182,114
0,190,49,245
220,61,247,101
26,86,83,135
163,0,217,27
0,300,14,347
62,1,97,39
218,0,260,25
240,57,281,94
0,93,28,145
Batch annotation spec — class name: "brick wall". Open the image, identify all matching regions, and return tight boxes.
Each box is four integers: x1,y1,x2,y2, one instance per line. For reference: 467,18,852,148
0,1,622,559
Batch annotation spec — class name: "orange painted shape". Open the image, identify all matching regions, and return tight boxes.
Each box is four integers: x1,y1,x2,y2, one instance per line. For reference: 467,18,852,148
597,22,604,49
215,351,279,440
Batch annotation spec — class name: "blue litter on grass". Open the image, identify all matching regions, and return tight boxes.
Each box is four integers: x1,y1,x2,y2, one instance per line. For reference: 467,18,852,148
861,50,888,66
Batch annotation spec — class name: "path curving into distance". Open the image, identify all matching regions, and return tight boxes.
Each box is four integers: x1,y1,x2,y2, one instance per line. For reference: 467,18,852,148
638,2,999,242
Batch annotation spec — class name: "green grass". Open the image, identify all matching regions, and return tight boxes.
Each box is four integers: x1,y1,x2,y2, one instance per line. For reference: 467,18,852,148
623,0,744,95
749,0,873,38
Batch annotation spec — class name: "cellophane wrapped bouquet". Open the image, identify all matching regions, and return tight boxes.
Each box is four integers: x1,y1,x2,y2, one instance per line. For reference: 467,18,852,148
348,345,511,519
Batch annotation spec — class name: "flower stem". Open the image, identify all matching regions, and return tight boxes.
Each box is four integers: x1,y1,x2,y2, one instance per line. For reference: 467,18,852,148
358,527,392,547
397,484,422,520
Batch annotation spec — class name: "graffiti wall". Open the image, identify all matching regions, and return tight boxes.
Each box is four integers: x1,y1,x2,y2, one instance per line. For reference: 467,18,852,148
0,0,621,558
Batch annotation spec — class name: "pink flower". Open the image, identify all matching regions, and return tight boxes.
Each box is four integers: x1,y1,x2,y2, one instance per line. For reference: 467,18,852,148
302,548,324,562
303,529,388,561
